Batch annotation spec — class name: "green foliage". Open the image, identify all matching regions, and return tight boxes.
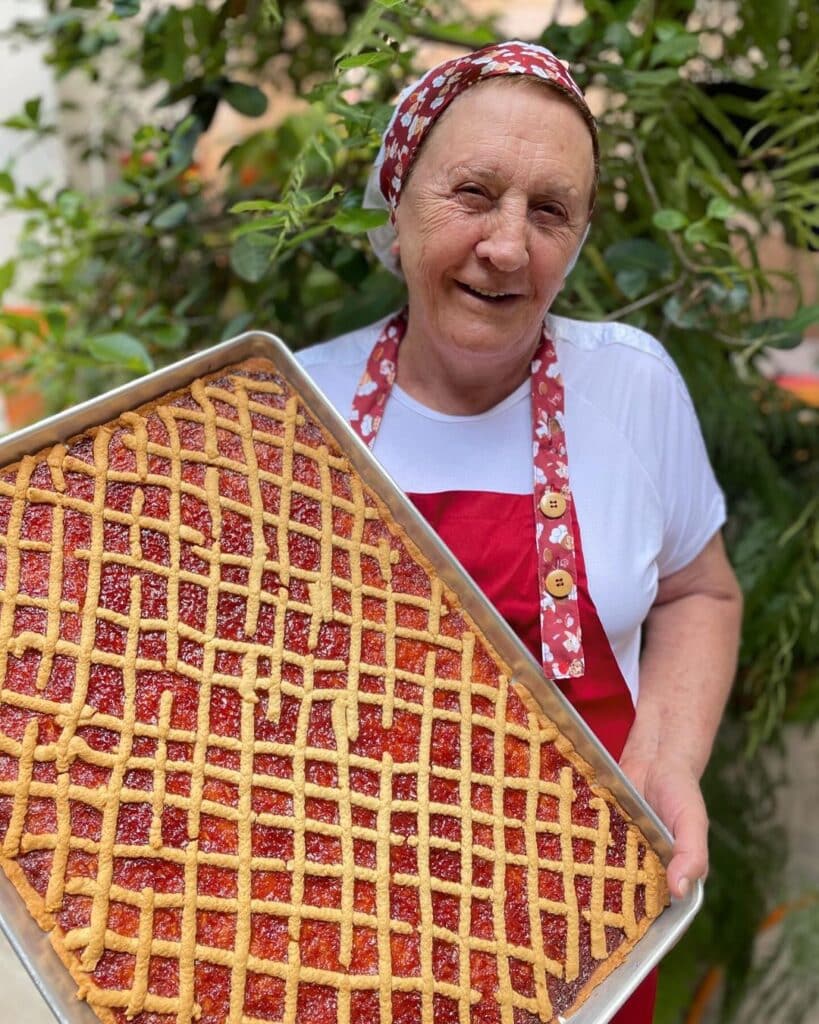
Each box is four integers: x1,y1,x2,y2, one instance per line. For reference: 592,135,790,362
1,1,818,1019
655,720,788,1021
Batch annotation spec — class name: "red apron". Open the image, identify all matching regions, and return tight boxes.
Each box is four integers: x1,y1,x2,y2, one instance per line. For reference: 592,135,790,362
410,490,657,1022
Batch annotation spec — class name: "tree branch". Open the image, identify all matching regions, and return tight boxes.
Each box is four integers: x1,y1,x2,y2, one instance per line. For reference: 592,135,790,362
601,280,681,321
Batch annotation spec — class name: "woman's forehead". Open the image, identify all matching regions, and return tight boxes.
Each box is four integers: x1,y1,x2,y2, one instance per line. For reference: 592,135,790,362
433,76,590,134
411,81,595,188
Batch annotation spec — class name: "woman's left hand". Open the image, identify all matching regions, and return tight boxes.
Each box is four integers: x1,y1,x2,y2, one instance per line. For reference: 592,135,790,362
619,754,708,900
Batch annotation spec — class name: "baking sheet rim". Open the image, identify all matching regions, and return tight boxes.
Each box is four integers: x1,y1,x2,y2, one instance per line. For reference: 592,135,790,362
0,330,703,1024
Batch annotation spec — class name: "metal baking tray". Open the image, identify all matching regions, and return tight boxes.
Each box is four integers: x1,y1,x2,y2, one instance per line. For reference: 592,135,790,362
0,330,703,1024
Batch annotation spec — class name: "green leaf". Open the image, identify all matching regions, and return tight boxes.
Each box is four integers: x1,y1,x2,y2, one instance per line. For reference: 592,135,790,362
707,197,738,220
232,214,290,239
2,115,35,132
152,201,189,229
653,20,686,42
603,21,636,55
663,295,710,329
0,171,13,194
782,304,819,334
653,208,689,231
747,318,805,350
337,51,394,70
85,332,154,373
331,208,388,234
113,0,141,16
615,267,649,299
56,189,84,223
628,67,681,87
230,199,289,214
155,10,186,86
230,234,275,282
375,0,405,8
0,310,42,337
684,219,719,245
169,115,202,170
705,281,750,313
188,5,214,47
149,323,189,350
649,32,699,67
260,0,282,25
221,312,254,340
0,260,15,295
223,82,268,118
604,238,673,276
411,21,496,47
44,307,67,341
23,97,42,123
568,17,594,47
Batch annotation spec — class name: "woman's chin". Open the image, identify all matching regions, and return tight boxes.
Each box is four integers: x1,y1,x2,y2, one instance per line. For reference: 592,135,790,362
439,318,543,364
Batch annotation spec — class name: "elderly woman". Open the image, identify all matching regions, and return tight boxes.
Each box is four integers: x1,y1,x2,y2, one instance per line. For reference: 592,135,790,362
299,41,743,1022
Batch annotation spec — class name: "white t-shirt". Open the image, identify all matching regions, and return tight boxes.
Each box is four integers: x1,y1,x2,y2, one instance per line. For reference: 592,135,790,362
296,312,726,701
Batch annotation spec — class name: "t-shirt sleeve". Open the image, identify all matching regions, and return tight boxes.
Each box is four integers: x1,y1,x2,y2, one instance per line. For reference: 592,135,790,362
654,366,726,578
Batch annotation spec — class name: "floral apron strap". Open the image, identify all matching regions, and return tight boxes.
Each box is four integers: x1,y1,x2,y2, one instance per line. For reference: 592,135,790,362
350,309,585,679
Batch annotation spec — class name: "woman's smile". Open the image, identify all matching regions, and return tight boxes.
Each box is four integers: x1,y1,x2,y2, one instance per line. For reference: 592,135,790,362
455,280,524,303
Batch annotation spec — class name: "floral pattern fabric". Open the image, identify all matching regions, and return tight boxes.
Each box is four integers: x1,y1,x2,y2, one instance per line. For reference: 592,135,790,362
350,311,585,680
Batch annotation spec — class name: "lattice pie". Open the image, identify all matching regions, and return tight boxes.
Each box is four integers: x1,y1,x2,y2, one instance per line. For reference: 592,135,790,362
0,359,668,1024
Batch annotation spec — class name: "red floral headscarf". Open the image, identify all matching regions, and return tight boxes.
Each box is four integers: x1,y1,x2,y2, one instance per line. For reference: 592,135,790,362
364,40,598,276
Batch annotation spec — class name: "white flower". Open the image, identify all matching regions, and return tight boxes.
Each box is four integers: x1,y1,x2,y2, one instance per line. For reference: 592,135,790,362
541,593,556,613
361,414,373,435
356,379,377,397
549,524,569,545
562,631,581,653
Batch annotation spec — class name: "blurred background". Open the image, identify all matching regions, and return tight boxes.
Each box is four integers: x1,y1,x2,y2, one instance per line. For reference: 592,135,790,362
1,2,817,1022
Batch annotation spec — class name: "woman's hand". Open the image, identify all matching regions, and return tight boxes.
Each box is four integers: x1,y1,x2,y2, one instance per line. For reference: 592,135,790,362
622,531,743,900
619,753,709,899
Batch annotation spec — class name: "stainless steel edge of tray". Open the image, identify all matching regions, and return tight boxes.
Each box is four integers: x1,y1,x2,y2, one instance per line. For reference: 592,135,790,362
0,330,703,1024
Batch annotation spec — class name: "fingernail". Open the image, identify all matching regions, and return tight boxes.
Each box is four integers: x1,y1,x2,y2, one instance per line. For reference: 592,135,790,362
678,876,690,899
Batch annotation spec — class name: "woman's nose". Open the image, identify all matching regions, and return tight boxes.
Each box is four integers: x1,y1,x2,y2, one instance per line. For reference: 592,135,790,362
475,207,530,271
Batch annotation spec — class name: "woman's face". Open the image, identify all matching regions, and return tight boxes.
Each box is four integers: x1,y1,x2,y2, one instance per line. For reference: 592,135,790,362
394,79,595,369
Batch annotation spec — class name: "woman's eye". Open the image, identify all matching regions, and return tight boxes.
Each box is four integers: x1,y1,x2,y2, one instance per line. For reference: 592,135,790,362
457,185,491,205
533,203,566,220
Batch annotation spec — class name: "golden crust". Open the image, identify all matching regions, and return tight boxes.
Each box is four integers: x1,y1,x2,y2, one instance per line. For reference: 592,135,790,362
0,357,669,1024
